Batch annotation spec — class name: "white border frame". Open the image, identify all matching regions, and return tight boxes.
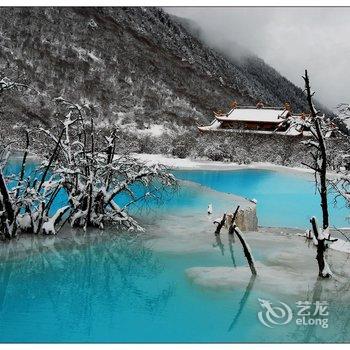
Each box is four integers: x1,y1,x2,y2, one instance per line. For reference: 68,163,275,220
0,1,349,349
1,0,350,7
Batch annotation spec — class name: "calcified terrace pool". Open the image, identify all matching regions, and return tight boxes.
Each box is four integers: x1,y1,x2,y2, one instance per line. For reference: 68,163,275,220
173,169,349,229
0,164,349,343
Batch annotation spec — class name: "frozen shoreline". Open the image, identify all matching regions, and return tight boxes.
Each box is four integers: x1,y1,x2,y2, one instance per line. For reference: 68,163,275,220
132,153,316,178
17,151,335,178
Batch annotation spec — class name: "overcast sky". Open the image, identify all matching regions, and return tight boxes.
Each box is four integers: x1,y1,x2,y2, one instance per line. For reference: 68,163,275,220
165,7,350,108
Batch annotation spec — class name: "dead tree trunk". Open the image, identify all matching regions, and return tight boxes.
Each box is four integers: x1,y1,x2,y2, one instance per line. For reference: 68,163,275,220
310,217,332,278
0,170,14,238
15,130,29,199
214,213,226,235
220,205,257,275
228,205,240,236
234,226,257,276
304,70,329,229
37,128,65,192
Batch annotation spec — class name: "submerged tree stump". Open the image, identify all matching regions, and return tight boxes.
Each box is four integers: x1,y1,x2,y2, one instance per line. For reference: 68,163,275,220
214,213,226,235
228,205,240,236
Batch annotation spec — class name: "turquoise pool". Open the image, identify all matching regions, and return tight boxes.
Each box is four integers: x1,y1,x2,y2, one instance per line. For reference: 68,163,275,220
173,169,349,228
0,164,349,343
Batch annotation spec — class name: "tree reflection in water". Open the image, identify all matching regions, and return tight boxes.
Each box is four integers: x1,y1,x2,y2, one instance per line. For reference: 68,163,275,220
228,275,256,332
0,232,175,334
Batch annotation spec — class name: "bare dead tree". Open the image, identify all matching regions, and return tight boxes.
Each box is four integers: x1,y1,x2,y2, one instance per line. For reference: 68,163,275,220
228,205,240,236
214,213,226,235
0,132,67,238
40,98,177,233
281,70,341,229
0,77,29,238
0,92,177,239
310,217,337,278
214,205,257,275
302,70,330,229
229,206,257,275
283,71,348,277
234,226,257,276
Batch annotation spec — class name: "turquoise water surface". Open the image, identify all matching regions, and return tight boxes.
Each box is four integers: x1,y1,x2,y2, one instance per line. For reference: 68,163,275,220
173,169,349,228
0,163,349,343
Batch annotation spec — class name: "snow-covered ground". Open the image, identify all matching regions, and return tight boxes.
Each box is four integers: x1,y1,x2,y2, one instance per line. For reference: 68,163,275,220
133,153,343,179
134,152,348,180
185,229,350,296
133,153,315,176
329,238,350,254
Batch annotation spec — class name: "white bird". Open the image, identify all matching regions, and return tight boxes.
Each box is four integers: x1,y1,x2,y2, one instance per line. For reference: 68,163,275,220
250,198,258,204
207,203,213,214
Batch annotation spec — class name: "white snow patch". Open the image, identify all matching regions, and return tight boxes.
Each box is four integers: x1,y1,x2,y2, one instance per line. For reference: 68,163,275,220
330,238,350,254
198,119,222,131
186,263,313,296
132,153,345,181
17,213,32,231
73,46,103,64
219,107,289,123
138,124,165,137
132,153,316,177
322,259,333,277
86,51,102,63
42,220,55,235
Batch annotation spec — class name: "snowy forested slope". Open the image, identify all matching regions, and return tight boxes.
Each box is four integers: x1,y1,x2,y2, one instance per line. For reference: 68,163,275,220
0,7,310,134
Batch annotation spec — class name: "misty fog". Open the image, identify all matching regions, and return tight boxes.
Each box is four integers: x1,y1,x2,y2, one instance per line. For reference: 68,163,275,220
165,7,350,108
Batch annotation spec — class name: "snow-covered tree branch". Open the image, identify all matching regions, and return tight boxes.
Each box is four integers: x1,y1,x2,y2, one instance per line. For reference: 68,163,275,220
40,98,177,233
0,94,177,239
282,70,347,278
